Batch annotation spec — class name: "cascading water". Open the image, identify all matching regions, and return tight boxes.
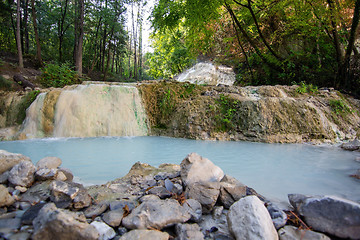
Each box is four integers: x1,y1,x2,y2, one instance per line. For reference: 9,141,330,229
18,83,148,139
175,62,236,86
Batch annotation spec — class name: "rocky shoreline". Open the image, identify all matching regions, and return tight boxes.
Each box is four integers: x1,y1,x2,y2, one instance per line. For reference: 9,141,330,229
1,150,360,240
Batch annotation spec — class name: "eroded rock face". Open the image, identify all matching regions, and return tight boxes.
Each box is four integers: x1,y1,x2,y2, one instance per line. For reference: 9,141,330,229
32,203,99,240
8,161,36,187
0,150,31,174
227,196,279,240
180,153,224,187
122,198,191,230
288,194,360,239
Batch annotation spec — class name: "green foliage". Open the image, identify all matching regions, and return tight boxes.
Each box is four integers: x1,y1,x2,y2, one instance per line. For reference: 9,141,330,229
147,27,195,79
17,90,41,124
295,82,318,94
329,99,352,115
40,63,80,88
214,94,239,132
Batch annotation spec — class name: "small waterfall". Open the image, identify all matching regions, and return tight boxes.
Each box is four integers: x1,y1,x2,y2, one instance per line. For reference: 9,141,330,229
175,62,236,86
18,83,148,139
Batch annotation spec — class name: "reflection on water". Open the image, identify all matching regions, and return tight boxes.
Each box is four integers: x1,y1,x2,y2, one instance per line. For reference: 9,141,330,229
1,136,359,203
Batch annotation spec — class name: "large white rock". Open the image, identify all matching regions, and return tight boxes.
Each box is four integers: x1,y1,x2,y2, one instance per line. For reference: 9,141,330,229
227,195,279,240
90,221,116,240
288,194,360,239
175,62,236,86
0,150,31,174
180,153,224,187
122,198,191,230
8,161,36,187
32,203,99,240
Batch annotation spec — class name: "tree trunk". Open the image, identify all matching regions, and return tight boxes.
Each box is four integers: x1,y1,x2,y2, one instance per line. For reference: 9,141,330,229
58,0,69,62
31,0,42,66
23,0,29,54
74,0,84,75
16,0,24,68
337,0,360,88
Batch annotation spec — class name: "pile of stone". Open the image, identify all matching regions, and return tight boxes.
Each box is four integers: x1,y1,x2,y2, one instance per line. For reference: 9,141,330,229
1,150,360,240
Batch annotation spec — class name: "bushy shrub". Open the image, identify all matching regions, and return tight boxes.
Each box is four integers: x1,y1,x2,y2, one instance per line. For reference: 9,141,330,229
40,63,80,88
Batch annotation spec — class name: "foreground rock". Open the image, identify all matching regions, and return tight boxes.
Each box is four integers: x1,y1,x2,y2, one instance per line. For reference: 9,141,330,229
119,229,169,240
32,203,99,240
122,198,191,229
278,226,330,240
227,195,279,240
0,150,349,240
0,150,31,174
341,139,360,151
180,153,224,186
288,194,360,239
8,160,36,187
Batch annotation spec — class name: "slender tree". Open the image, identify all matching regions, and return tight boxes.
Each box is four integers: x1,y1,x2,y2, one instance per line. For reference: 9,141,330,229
16,0,23,68
74,0,84,75
31,0,42,66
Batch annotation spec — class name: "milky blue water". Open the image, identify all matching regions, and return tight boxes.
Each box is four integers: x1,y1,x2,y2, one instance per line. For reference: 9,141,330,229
1,136,359,203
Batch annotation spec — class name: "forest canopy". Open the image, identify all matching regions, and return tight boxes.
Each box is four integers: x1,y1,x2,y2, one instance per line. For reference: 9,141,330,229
0,0,360,95
149,0,360,95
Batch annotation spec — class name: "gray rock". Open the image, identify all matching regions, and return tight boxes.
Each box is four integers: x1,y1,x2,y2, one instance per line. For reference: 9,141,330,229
122,198,191,230
8,161,36,187
219,175,247,209
102,208,125,227
185,181,220,214
3,231,31,240
84,203,108,218
32,203,99,240
172,183,183,195
36,156,62,169
341,139,360,151
278,225,330,240
109,200,137,211
164,178,174,192
0,150,31,174
176,223,204,240
146,186,172,199
90,221,116,240
0,218,21,230
35,168,58,181
180,153,224,187
227,195,278,240
139,194,160,203
182,199,202,222
57,168,74,181
20,180,52,204
119,229,169,240
266,202,288,229
288,194,360,239
0,184,15,207
155,171,180,180
198,208,232,240
21,202,46,225
50,180,79,204
72,188,92,209
0,171,9,184
55,171,67,181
